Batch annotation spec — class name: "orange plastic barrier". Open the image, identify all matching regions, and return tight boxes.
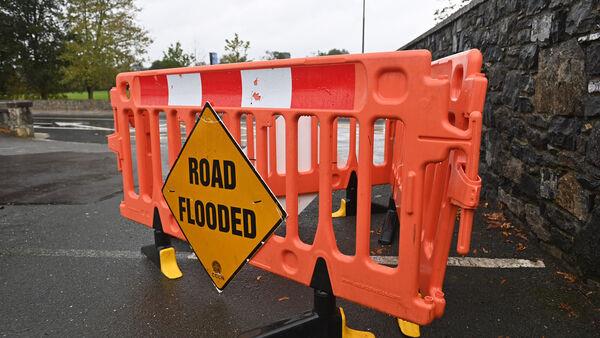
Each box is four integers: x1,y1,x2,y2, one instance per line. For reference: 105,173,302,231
108,49,487,325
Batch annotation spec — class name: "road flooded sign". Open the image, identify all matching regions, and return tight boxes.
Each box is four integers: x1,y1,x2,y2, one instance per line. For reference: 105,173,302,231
162,102,286,291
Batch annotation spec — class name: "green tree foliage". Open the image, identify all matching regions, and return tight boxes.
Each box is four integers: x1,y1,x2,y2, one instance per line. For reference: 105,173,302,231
220,33,250,64
62,0,151,99
317,48,349,56
0,0,66,99
264,50,291,60
150,42,196,70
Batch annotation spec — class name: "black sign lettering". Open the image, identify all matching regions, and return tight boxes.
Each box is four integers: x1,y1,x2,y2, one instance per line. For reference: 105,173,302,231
194,199,205,226
243,209,256,239
206,202,217,230
211,159,223,188
178,196,186,222
199,158,210,186
217,204,230,232
230,206,242,237
223,160,236,189
188,158,199,184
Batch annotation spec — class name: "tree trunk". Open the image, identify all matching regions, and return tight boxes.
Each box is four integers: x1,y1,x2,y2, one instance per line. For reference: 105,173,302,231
87,86,93,100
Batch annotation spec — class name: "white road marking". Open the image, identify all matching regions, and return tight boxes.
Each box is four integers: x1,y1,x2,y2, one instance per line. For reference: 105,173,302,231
34,122,114,131
34,116,115,121
1,248,545,268
371,256,546,268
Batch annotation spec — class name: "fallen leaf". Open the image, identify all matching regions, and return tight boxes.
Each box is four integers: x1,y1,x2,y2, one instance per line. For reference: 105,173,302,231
500,277,507,285
256,276,262,281
516,243,527,252
472,248,478,255
482,247,490,254
556,271,577,283
278,296,289,302
559,302,577,318
515,232,528,241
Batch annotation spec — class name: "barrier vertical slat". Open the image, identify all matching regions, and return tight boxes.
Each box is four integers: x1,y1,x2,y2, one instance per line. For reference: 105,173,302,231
268,116,277,175
255,116,269,178
184,110,195,137
398,159,423,295
232,111,242,146
332,118,339,165
355,119,373,259
166,110,181,167
134,110,151,197
316,117,334,246
383,120,394,166
148,110,163,198
285,114,299,239
349,118,357,168
247,114,256,163
119,110,135,194
311,117,318,169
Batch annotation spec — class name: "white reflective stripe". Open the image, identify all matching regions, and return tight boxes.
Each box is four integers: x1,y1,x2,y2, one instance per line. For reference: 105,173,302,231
241,68,292,108
167,73,202,106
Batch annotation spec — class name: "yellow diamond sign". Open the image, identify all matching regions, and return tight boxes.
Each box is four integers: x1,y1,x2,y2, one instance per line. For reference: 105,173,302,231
162,102,286,291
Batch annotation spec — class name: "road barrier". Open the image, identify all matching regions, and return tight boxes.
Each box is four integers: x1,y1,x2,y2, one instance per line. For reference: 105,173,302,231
108,49,487,335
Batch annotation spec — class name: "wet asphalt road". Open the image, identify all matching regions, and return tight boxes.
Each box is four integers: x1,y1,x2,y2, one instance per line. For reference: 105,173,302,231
0,114,599,337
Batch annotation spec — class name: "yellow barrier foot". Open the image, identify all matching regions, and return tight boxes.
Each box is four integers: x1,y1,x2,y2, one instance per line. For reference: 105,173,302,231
340,307,375,338
159,247,183,279
332,198,347,218
398,319,420,337
141,208,183,280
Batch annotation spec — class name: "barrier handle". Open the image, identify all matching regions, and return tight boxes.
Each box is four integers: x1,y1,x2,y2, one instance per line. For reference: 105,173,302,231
456,111,482,255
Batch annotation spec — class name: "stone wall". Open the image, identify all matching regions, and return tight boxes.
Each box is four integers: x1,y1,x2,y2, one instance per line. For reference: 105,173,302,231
32,99,111,112
402,0,600,281
0,101,34,137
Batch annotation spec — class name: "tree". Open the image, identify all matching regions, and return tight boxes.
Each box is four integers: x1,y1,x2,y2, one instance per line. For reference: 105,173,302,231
220,33,250,64
149,41,196,70
61,0,151,99
264,50,290,60
434,0,471,23
0,0,66,99
317,48,349,56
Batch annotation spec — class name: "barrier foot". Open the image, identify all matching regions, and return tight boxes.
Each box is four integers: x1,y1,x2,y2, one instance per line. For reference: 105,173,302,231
332,171,358,218
141,208,183,280
397,319,420,337
378,198,399,245
239,289,373,338
332,198,347,218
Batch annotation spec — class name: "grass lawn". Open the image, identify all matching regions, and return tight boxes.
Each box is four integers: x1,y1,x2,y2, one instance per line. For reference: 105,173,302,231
62,90,110,100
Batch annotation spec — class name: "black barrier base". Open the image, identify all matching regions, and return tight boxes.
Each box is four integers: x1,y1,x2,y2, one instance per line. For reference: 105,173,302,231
239,289,342,338
240,258,373,337
141,208,182,279
379,197,399,245
345,171,358,216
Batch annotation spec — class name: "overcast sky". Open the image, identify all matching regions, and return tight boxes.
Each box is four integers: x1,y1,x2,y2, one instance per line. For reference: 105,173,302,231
137,0,442,65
